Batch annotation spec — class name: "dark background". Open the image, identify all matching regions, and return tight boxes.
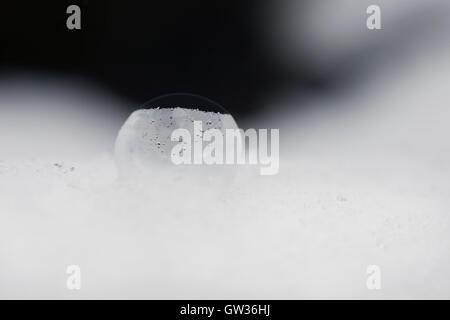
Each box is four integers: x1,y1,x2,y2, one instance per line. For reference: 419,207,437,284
0,0,328,119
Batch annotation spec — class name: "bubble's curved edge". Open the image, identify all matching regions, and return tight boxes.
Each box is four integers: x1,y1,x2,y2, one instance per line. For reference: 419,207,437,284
139,92,232,116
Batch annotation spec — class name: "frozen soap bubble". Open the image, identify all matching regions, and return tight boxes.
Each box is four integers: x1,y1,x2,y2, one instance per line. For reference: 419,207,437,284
114,94,241,185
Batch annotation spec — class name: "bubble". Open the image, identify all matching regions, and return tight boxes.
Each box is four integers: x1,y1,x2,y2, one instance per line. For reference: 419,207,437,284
114,94,241,186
